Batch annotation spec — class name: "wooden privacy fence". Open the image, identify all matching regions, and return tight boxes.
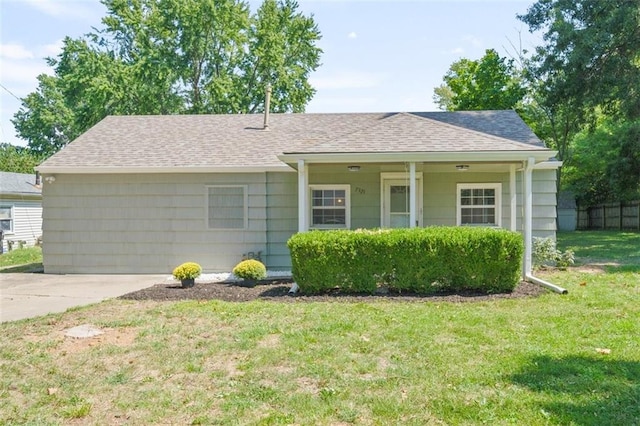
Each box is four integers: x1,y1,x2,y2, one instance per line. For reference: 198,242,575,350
577,200,640,230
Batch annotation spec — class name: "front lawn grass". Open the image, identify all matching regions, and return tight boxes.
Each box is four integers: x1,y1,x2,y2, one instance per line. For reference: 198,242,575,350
1,232,638,425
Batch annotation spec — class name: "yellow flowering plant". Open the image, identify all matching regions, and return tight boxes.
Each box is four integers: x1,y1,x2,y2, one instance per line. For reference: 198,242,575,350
172,262,202,281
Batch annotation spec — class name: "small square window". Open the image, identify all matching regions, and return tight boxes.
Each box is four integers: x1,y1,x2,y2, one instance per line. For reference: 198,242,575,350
457,184,501,227
310,186,350,229
0,206,13,232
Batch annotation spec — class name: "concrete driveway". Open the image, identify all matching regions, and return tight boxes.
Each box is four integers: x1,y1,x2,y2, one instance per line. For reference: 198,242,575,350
0,273,166,322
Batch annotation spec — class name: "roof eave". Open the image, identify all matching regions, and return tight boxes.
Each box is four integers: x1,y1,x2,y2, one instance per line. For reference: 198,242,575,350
278,150,558,165
35,165,296,174
0,192,42,199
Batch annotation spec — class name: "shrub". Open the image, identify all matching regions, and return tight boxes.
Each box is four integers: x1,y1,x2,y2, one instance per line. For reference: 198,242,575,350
172,262,202,280
533,237,575,270
288,227,524,295
233,259,267,281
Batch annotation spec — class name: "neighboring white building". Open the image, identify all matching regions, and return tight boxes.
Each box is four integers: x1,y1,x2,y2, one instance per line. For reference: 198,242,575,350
0,172,43,253
37,111,560,275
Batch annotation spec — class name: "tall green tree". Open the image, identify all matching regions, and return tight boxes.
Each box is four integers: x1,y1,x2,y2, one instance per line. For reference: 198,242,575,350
433,49,526,111
519,0,640,203
12,0,322,155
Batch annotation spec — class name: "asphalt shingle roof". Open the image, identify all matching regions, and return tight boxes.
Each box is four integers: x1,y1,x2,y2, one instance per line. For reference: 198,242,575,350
39,110,549,170
0,172,41,196
289,112,545,153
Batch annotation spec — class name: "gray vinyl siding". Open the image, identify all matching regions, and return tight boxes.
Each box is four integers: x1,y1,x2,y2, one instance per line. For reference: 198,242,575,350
265,172,297,270
42,166,557,274
531,169,558,239
0,199,42,252
42,174,268,274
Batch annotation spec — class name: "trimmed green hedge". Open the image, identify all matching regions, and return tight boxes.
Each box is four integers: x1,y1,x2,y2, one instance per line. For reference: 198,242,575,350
287,227,524,294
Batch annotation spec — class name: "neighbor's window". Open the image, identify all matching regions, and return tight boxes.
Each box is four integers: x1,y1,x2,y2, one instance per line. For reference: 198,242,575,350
457,183,501,227
207,186,247,229
310,185,350,229
0,206,13,233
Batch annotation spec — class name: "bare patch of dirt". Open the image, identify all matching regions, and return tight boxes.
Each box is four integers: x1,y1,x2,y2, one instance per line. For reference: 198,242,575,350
55,327,139,355
573,265,607,274
119,279,549,303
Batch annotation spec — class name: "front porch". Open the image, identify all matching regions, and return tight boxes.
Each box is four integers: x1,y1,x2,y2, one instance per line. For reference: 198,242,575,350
283,158,560,276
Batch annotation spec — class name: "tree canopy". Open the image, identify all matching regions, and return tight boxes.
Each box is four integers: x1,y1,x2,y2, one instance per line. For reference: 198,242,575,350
12,0,322,157
518,0,640,203
519,0,640,121
433,49,526,111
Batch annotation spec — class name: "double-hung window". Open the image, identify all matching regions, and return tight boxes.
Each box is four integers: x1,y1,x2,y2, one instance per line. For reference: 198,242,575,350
0,206,13,233
310,185,350,229
207,186,248,229
456,183,501,227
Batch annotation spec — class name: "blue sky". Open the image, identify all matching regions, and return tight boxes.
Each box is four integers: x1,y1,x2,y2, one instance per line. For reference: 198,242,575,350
0,0,541,147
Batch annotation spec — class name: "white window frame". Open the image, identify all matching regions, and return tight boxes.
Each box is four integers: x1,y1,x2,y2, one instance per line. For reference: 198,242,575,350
309,184,351,230
456,183,502,227
0,205,14,234
206,185,248,230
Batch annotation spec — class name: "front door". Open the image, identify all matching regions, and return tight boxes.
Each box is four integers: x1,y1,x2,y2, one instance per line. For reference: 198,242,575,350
382,178,423,228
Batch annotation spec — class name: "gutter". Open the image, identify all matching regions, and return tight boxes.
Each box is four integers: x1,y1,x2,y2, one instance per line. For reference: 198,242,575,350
525,274,568,294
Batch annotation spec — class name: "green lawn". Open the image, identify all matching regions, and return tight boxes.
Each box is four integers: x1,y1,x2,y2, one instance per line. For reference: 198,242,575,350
557,230,640,265
0,232,638,425
0,246,43,272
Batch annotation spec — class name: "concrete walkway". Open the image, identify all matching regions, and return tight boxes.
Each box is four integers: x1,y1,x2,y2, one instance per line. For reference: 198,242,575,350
0,273,166,323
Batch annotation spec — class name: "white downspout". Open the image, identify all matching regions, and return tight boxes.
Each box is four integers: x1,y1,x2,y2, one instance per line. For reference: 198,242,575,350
298,159,308,232
523,157,534,276
409,162,416,228
510,164,516,231
291,159,308,294
522,157,567,294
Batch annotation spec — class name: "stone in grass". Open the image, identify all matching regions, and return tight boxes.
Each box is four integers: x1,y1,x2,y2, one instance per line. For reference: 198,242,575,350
64,324,104,339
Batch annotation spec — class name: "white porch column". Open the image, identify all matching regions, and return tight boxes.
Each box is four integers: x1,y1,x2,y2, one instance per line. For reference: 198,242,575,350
510,164,517,231
409,162,417,228
523,157,535,276
298,159,308,232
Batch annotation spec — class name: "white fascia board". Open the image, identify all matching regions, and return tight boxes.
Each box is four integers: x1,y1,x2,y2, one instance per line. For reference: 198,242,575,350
278,150,557,165
533,160,563,170
35,165,296,174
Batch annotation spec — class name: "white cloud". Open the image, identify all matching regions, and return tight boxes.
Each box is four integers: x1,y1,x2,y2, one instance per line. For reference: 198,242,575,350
310,70,385,90
0,60,53,94
0,44,34,60
450,47,465,55
347,31,357,39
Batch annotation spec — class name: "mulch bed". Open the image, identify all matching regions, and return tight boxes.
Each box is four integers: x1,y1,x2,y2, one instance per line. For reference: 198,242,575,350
119,279,549,303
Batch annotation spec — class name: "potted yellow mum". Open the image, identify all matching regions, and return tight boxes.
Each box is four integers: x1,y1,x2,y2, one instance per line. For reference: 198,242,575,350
232,259,267,287
172,262,202,288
